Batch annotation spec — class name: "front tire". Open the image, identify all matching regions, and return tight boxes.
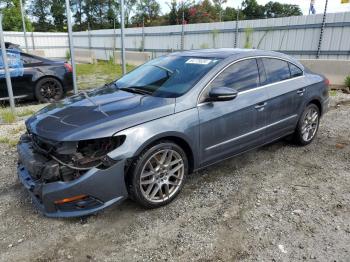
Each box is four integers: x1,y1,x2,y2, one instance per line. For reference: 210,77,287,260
127,141,188,208
293,104,320,146
35,77,64,103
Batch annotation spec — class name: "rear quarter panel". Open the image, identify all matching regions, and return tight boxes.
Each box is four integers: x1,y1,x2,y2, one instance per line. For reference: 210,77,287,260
304,72,329,116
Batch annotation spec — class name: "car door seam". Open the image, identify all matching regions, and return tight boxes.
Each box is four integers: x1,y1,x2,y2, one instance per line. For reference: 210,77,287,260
205,114,298,151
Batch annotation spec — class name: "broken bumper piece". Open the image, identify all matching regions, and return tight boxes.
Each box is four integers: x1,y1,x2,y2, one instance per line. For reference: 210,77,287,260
17,141,128,218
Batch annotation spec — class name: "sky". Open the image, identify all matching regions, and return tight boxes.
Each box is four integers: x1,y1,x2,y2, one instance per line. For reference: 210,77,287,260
159,0,350,15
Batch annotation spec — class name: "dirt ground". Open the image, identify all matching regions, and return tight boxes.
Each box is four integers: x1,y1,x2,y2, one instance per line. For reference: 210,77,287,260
0,92,349,262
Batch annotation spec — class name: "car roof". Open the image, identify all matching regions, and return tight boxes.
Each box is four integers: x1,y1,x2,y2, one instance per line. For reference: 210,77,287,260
170,48,303,69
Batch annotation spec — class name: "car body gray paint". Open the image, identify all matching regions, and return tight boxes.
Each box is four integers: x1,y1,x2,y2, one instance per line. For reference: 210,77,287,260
18,49,328,217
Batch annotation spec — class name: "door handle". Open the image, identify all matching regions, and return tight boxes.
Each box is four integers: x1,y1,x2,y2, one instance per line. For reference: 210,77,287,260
297,88,305,95
255,102,267,110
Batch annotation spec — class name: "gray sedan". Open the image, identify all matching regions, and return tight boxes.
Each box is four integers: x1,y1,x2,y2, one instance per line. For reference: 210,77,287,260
17,49,329,217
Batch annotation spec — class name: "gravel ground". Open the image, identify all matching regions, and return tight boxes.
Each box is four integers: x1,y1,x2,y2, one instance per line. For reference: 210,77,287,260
0,92,349,262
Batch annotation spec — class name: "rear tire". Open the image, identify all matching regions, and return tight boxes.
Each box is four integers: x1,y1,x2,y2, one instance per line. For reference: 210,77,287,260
35,77,64,103
127,141,188,208
293,104,320,146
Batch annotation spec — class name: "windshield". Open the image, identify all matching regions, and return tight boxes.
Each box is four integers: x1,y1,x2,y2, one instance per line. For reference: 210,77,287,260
115,56,221,98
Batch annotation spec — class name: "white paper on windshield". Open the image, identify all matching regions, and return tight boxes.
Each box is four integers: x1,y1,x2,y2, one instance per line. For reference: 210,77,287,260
186,58,212,65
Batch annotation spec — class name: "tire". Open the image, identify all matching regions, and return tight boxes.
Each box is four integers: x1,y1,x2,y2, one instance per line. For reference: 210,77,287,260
127,141,188,208
35,77,64,103
293,103,320,146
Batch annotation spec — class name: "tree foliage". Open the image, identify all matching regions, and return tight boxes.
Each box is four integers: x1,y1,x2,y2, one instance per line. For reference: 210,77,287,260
0,0,304,32
0,0,33,31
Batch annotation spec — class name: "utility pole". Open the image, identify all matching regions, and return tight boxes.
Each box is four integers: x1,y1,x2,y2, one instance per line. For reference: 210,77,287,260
65,0,78,94
0,14,15,112
120,0,126,75
19,0,29,52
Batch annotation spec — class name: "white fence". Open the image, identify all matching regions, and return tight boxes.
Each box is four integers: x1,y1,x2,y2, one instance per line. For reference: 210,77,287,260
3,12,350,60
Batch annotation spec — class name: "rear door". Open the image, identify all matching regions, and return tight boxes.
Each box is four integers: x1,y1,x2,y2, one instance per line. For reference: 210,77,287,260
198,58,269,166
259,57,306,141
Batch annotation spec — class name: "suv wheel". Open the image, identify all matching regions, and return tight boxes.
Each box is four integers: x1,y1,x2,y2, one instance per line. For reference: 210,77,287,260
127,141,188,208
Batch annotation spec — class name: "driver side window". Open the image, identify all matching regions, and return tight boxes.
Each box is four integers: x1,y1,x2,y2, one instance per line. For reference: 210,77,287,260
209,58,260,92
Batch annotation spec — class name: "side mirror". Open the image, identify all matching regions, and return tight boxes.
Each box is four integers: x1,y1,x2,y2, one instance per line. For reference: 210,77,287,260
208,87,238,102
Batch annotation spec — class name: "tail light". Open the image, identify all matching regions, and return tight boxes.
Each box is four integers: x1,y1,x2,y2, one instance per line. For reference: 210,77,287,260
64,63,73,73
324,78,330,86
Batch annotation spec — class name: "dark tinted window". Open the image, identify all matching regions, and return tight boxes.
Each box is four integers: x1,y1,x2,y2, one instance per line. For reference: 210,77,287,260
210,59,259,92
289,63,303,77
20,54,41,64
262,58,290,84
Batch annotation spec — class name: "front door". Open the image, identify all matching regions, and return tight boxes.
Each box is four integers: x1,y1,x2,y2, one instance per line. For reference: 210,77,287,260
198,58,268,166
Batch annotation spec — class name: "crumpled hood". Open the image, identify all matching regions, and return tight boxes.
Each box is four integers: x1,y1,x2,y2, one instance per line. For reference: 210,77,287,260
26,86,175,141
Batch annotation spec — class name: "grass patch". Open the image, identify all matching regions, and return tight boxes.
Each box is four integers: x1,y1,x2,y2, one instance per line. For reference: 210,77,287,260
0,109,16,123
76,61,135,90
76,61,134,78
0,136,18,147
329,90,337,97
16,108,35,117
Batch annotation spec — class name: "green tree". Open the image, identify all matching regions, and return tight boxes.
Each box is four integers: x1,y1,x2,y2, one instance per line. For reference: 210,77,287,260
71,0,84,30
264,1,302,18
51,0,66,31
134,0,160,26
222,7,244,21
30,0,53,31
212,0,227,21
241,0,265,20
0,0,33,31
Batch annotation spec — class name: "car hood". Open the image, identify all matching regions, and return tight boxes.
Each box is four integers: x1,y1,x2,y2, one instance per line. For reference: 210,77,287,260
26,86,176,141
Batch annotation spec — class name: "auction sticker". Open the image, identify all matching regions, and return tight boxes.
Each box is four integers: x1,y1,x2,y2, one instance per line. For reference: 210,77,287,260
186,58,212,65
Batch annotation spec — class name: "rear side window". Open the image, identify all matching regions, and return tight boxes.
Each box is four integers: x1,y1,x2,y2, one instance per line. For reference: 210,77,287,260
262,58,290,84
210,59,259,92
289,63,303,77
20,54,41,64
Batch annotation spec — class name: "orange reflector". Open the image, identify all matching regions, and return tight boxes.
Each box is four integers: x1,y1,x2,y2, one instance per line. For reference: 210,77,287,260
54,194,88,205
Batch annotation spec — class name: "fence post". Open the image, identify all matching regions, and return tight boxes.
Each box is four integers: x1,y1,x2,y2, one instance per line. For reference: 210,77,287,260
316,0,328,59
19,0,28,53
65,0,78,94
88,22,91,51
120,0,126,75
31,31,35,50
0,14,15,112
181,10,185,50
142,17,145,52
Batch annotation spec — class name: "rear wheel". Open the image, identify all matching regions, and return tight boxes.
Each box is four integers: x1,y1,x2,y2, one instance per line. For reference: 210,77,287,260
35,77,64,103
127,141,188,208
293,104,320,145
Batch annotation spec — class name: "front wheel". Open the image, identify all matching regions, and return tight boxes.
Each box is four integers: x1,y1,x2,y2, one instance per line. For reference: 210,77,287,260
293,104,320,146
127,141,188,208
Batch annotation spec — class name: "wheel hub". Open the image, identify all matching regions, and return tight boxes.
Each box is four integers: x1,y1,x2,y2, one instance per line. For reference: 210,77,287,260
139,149,184,203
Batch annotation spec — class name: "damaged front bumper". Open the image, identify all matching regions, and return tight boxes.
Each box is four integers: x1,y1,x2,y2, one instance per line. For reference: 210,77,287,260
17,140,128,218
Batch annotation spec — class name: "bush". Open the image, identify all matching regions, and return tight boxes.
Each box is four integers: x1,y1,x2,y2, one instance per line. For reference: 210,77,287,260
345,75,350,88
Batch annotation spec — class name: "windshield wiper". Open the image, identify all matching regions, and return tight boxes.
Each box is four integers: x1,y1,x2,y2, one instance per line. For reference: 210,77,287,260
119,87,152,95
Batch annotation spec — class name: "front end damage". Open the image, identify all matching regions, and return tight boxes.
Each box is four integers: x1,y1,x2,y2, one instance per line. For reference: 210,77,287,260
17,133,128,217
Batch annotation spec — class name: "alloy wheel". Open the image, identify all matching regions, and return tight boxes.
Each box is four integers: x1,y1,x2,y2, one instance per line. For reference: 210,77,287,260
301,107,319,142
40,80,61,99
140,149,184,203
